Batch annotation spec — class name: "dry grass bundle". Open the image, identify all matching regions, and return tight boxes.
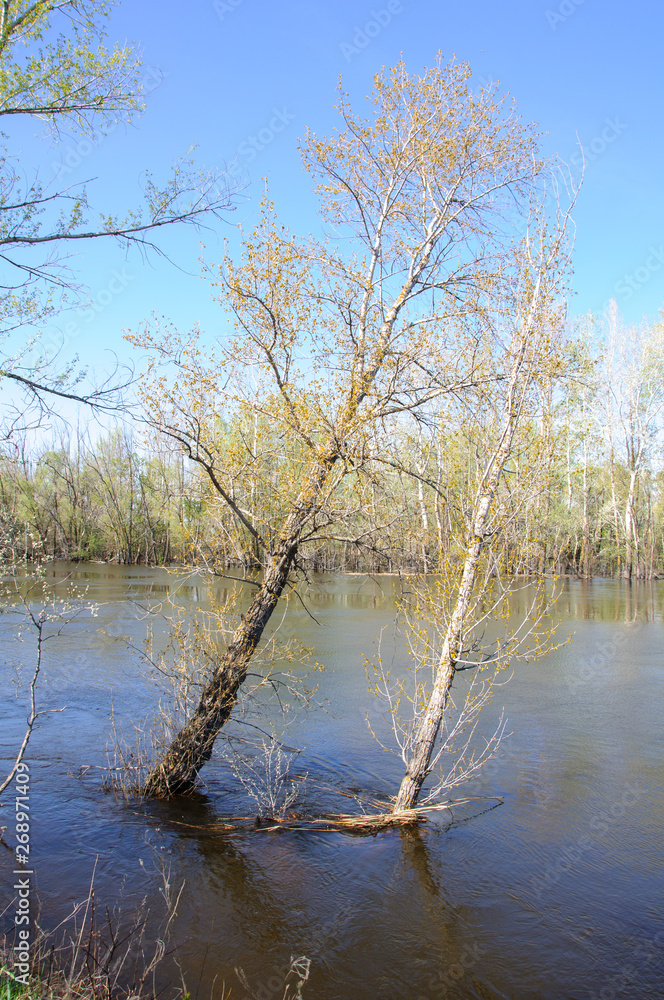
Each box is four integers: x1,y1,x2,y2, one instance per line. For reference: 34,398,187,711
151,798,502,837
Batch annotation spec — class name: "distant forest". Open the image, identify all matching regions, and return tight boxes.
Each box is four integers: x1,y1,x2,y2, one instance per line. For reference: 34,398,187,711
3,309,663,581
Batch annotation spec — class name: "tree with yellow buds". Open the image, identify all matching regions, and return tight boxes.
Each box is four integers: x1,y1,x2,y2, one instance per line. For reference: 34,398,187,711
131,54,575,797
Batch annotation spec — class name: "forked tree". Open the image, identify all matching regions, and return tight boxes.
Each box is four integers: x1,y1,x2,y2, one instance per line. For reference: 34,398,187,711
131,55,570,797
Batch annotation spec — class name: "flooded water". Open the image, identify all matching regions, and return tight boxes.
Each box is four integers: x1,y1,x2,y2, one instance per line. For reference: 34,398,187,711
1,566,663,999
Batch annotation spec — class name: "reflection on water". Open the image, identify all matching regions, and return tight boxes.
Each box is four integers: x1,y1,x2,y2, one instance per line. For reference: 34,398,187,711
1,566,663,999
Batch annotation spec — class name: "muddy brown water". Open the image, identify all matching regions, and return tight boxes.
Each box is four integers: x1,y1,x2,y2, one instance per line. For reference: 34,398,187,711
1,566,663,999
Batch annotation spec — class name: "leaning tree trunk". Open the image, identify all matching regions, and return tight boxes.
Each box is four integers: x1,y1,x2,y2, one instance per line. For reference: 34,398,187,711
144,455,337,797
143,545,295,796
393,320,532,814
393,532,484,812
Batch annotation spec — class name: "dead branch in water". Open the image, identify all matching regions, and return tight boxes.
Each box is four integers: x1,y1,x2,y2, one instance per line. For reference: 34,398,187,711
137,796,503,836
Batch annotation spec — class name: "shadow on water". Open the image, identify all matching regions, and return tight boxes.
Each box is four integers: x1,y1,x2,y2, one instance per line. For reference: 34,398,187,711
133,796,514,1000
1,567,663,999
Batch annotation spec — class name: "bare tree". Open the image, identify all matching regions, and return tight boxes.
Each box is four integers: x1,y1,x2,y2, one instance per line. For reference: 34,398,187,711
390,201,576,812
131,55,571,796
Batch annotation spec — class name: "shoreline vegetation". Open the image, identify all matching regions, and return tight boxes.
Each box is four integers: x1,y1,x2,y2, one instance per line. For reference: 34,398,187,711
19,561,664,580
0,870,312,1000
3,345,664,584
0,877,192,1000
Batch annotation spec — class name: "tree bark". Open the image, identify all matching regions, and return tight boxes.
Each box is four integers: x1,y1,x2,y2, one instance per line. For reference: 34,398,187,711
394,413,519,810
143,454,337,796
623,468,638,581
143,545,295,796
393,293,537,813
393,540,481,812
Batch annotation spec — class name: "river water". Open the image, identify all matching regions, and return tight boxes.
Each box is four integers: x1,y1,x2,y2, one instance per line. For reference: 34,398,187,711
1,565,663,999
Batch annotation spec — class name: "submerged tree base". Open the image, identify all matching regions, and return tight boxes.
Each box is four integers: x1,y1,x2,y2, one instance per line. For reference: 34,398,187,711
152,798,503,836
162,809,425,835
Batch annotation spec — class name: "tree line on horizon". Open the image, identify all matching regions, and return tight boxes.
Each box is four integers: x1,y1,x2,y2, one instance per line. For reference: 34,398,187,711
3,303,663,582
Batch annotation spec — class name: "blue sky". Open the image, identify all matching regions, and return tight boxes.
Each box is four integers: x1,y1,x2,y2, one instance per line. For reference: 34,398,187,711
26,0,664,378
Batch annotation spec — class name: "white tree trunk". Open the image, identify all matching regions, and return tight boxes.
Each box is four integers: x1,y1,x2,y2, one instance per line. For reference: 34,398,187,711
394,313,535,812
